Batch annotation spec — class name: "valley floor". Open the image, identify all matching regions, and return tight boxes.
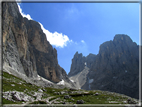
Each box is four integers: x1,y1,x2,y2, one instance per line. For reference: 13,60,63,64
2,71,140,106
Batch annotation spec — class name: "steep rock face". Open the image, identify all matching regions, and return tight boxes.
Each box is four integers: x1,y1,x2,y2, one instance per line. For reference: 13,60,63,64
68,52,86,77
86,53,96,68
68,52,96,89
69,34,139,99
68,52,96,77
87,34,139,99
3,2,29,76
2,2,74,86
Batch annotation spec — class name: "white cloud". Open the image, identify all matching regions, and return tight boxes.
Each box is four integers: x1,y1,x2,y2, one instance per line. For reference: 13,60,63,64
17,3,32,20
17,3,72,48
81,40,85,43
39,23,72,48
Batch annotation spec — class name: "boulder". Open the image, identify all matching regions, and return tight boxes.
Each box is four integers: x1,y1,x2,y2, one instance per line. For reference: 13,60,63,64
38,89,43,92
33,92,43,101
11,92,21,101
94,93,99,96
62,102,66,104
76,100,84,104
64,95,71,99
60,91,67,95
127,98,136,104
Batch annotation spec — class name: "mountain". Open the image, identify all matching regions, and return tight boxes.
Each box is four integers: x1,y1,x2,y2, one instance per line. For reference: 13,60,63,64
2,2,75,88
68,34,139,99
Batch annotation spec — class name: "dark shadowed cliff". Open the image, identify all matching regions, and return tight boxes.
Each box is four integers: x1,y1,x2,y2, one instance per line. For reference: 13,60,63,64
68,52,96,77
2,2,75,87
68,34,139,99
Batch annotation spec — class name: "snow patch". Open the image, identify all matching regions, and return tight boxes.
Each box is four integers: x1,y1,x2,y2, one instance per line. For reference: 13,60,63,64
70,79,74,83
89,79,93,84
57,79,65,85
36,75,53,84
88,78,93,90
37,75,41,80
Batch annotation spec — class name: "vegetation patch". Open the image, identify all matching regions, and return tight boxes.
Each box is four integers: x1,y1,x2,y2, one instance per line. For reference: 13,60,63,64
2,98,23,104
2,71,139,105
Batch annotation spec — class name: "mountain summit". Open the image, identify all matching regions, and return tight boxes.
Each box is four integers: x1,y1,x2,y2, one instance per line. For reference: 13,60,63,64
68,34,139,99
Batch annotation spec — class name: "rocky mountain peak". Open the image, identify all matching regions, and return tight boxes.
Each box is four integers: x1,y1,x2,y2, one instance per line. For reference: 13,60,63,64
69,34,139,99
74,51,83,58
68,51,86,77
68,52,96,77
2,2,75,88
113,34,133,43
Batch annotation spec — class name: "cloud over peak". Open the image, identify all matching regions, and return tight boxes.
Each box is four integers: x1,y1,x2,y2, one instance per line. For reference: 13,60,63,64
17,3,32,20
39,23,72,48
17,3,72,48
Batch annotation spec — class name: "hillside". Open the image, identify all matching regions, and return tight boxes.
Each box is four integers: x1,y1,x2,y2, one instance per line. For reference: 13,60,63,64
2,71,139,106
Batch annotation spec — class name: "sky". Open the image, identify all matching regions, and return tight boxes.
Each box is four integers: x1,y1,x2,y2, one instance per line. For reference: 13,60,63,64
17,2,139,74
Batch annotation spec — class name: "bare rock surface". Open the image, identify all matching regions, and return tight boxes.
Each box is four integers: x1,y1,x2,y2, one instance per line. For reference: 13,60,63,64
2,2,75,88
69,34,139,99
76,100,84,104
64,95,71,99
3,91,34,102
69,66,89,89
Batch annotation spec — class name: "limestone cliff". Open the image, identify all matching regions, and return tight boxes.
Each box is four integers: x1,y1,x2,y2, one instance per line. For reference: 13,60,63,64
69,34,139,99
68,52,86,77
2,2,74,87
68,52,96,77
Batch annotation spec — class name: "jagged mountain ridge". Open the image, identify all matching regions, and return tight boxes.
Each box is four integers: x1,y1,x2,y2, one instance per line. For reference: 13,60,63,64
68,34,139,99
68,52,96,77
2,2,75,88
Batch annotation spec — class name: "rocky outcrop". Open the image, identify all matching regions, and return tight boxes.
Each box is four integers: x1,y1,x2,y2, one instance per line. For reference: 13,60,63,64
2,2,75,87
3,91,35,102
68,52,96,89
68,52,96,77
68,52,86,77
69,34,139,99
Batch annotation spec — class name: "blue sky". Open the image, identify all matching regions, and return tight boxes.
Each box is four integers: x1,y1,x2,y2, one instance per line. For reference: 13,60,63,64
17,2,139,74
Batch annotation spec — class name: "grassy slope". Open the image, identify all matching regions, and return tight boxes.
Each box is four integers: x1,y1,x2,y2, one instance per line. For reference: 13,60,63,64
2,71,139,105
